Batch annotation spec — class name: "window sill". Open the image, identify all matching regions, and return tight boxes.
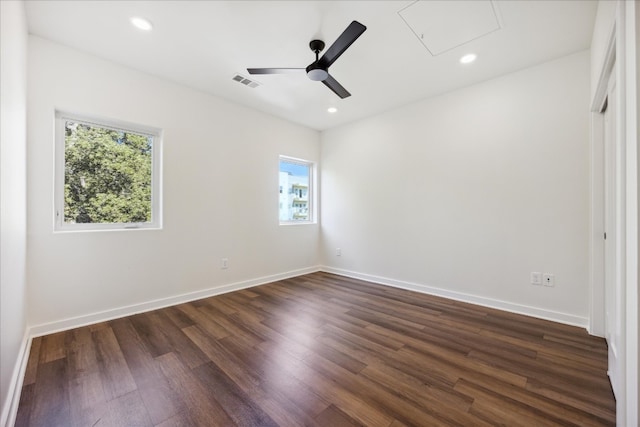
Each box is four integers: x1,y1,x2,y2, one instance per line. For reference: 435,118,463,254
54,224,163,233
279,221,317,226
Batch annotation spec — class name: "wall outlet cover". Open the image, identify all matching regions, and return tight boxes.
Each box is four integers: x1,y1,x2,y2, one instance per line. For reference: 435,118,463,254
543,273,555,287
531,272,542,285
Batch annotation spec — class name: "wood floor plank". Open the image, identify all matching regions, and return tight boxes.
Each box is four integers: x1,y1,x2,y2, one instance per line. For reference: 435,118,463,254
162,306,197,329
314,404,365,427
454,379,606,426
370,324,530,388
468,349,612,393
154,410,196,427
156,352,236,426
110,317,163,383
92,326,138,402
13,383,34,427
184,326,324,427
175,303,229,340
218,336,330,418
480,328,607,370
99,390,154,427
303,347,488,427
350,307,473,355
257,340,394,427
360,360,473,413
29,359,72,427
210,294,258,318
16,272,615,426
111,318,189,424
66,327,101,380
23,338,41,386
469,397,561,427
67,371,107,426
37,331,66,364
192,362,278,426
324,316,406,351
456,377,611,427
525,377,616,421
129,312,174,358
152,311,209,369
319,331,459,390
137,376,186,426
198,304,265,349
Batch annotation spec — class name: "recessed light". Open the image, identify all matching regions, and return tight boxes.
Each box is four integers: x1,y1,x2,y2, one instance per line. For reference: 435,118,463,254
131,17,153,31
327,107,337,113
460,54,477,64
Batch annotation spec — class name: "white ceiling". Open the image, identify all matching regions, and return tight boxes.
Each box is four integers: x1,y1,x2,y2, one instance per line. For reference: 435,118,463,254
24,1,597,131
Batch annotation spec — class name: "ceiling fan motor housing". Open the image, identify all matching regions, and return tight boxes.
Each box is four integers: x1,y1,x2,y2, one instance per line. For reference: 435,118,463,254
306,40,328,81
306,63,329,81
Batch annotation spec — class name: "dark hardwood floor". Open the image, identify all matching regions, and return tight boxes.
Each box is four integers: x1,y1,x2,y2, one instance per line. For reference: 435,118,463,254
15,272,615,426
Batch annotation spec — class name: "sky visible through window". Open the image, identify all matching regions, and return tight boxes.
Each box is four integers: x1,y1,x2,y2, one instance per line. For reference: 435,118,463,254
279,160,308,177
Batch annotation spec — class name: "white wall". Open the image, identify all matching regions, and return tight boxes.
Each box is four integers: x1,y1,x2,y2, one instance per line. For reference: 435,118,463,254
321,51,591,324
0,0,29,424
27,37,320,328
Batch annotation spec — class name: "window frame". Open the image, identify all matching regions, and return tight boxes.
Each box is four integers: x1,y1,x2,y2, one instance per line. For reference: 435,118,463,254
54,111,163,232
278,155,317,225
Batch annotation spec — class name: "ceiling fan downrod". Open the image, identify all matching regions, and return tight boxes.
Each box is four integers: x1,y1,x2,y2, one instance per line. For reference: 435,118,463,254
306,40,328,81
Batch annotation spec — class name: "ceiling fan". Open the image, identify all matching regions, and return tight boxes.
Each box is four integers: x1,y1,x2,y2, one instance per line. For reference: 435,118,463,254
247,21,367,99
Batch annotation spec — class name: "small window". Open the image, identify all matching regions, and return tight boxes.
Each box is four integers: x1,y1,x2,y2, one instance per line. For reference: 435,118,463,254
279,156,314,224
55,112,162,231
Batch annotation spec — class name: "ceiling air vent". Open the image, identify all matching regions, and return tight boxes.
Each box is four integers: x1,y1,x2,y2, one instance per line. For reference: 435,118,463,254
232,73,261,88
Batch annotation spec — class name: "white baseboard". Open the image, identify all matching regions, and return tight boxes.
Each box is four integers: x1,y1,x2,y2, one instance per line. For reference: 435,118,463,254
1,332,31,427
29,266,321,338
320,266,589,328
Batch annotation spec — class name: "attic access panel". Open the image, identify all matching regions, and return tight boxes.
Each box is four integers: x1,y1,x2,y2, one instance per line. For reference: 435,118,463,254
398,0,501,56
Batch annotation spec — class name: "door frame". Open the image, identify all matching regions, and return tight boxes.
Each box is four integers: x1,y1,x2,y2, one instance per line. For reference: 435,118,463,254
589,22,615,339
589,1,638,425
604,61,621,400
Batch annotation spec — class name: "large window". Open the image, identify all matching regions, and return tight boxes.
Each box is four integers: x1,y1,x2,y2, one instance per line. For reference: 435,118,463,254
279,156,315,224
55,112,162,231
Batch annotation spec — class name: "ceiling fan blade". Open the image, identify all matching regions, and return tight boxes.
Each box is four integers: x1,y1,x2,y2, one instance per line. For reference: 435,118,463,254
322,74,351,99
318,21,367,68
247,68,305,75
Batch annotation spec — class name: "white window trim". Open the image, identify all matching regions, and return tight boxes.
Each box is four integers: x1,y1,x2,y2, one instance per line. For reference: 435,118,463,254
54,111,163,232
279,155,317,225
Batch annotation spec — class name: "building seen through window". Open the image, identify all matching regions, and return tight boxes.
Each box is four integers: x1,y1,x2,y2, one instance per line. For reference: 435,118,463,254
279,157,312,223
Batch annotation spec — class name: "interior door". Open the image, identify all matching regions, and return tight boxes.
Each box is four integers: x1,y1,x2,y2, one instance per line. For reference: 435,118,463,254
603,63,621,400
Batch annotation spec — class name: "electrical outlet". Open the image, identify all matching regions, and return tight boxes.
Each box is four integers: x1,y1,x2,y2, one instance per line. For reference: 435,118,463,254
543,273,555,287
531,272,542,285
221,258,228,269
336,248,342,256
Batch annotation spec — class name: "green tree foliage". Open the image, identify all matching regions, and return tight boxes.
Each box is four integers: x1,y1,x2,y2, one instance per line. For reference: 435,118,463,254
64,121,153,224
